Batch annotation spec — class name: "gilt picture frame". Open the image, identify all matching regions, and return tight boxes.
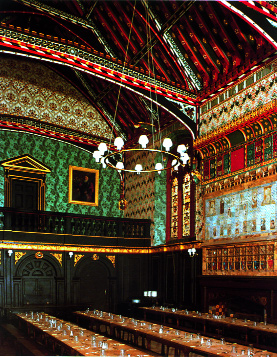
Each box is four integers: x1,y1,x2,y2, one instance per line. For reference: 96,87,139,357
69,166,99,206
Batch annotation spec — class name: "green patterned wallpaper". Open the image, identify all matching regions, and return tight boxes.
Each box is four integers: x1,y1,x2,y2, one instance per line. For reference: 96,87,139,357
154,170,167,245
0,130,122,217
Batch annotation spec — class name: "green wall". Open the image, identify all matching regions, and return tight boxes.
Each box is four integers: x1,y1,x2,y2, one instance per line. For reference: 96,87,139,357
0,130,122,217
154,169,167,245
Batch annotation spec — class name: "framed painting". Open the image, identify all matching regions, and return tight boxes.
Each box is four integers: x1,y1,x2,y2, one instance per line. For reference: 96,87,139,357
69,166,99,206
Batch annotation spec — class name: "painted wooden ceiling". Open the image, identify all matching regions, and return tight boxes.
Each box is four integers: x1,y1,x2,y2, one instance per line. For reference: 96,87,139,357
0,0,277,147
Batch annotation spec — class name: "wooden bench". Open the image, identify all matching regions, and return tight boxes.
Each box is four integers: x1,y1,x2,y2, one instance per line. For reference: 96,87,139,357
0,323,50,356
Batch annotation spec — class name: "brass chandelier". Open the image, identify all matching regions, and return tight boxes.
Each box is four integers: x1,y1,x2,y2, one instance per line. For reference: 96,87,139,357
93,136,190,174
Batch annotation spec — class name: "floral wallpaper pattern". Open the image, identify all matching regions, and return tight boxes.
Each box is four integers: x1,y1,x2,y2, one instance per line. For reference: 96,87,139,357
200,72,277,136
0,130,122,217
0,56,112,139
153,170,167,246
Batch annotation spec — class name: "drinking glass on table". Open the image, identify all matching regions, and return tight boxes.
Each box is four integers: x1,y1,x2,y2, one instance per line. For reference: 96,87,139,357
232,345,237,354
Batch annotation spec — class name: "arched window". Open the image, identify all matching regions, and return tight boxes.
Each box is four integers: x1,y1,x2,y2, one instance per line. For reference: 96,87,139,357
167,166,195,242
171,176,179,239
182,173,191,236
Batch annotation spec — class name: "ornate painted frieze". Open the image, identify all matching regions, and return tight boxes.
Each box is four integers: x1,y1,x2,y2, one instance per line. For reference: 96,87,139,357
196,100,277,148
199,71,277,137
0,56,112,139
204,179,277,241
195,101,277,184
0,24,196,104
203,242,276,276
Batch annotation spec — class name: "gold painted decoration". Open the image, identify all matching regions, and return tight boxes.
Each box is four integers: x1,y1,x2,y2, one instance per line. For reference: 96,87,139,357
50,253,62,266
74,254,84,266
92,254,99,260
0,239,203,255
195,100,277,148
107,255,115,267
0,243,151,254
35,252,43,259
15,252,26,265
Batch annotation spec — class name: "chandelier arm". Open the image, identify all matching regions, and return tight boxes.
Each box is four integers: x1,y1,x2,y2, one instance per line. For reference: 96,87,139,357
104,148,183,173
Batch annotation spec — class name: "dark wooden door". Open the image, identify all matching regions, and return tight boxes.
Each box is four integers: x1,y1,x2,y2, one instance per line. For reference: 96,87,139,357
12,179,38,210
78,261,109,311
21,259,56,306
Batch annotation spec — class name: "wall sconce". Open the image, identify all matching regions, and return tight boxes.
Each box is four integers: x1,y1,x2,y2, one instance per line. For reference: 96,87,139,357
188,248,197,257
68,252,74,258
7,249,13,257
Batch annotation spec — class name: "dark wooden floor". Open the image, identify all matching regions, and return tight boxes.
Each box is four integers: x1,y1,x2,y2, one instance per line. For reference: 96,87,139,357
0,329,17,356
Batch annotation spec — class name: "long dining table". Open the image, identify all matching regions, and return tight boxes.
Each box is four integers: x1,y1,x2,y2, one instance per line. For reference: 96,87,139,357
138,307,277,351
14,312,156,356
74,309,276,357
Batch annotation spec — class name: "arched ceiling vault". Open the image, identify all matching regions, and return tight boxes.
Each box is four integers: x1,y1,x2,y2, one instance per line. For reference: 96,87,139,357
0,0,277,148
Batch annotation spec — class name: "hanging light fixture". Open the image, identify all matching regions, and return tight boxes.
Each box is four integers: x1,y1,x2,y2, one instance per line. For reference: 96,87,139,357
91,2,191,175
94,136,189,175
188,247,197,257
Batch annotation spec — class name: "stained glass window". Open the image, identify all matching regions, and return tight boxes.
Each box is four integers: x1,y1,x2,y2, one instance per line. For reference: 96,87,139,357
182,173,191,236
170,171,191,240
171,176,178,239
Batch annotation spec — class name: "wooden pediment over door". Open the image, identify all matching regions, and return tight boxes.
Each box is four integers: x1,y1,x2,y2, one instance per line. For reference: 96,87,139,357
1,155,51,210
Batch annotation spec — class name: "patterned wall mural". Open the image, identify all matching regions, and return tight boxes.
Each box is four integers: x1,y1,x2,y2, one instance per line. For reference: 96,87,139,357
205,182,277,241
0,130,122,217
0,56,112,139
200,71,277,136
124,149,167,246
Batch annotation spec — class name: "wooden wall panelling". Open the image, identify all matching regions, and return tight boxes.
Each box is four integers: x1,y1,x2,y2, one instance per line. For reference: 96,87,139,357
165,254,175,304
72,280,80,306
13,278,22,307
129,256,141,298
0,280,4,314
56,279,65,306
4,251,13,307
200,276,277,322
151,255,162,300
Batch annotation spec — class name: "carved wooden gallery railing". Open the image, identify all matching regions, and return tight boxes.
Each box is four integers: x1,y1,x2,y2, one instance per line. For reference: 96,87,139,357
0,208,151,239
